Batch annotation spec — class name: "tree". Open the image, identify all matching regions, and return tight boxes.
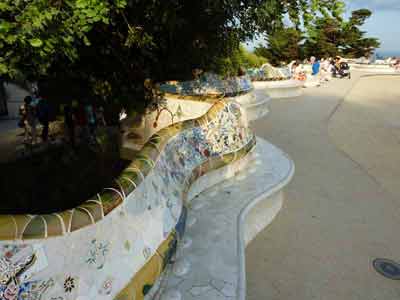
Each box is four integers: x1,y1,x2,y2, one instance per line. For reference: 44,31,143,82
254,0,346,33
302,16,344,58
254,1,379,61
212,45,267,76
301,6,380,59
1,0,273,114
0,0,123,80
341,9,380,58
254,0,347,64
255,27,302,66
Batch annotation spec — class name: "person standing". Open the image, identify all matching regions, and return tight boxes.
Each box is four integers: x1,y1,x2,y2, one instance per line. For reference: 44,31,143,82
320,58,332,82
18,103,27,138
311,56,321,76
23,96,37,144
36,94,50,142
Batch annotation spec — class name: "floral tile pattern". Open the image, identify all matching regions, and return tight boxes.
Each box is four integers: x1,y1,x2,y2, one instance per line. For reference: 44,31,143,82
85,239,110,270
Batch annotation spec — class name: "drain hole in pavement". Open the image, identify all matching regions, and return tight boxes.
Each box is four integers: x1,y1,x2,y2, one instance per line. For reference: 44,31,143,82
373,258,400,280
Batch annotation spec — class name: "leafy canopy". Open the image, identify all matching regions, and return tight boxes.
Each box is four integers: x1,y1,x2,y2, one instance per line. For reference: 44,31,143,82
1,0,377,111
255,27,303,65
255,1,380,65
1,0,274,112
0,0,126,80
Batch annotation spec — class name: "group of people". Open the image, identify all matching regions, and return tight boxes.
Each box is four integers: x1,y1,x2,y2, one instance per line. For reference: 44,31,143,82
18,93,107,147
19,94,51,144
290,56,348,83
63,101,106,147
392,58,400,71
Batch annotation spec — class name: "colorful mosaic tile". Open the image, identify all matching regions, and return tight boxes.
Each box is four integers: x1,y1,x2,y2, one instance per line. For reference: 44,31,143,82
159,73,254,99
0,99,255,300
85,239,110,270
248,63,291,81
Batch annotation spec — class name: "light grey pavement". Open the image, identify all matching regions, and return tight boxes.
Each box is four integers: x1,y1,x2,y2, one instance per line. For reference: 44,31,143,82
329,75,400,200
246,72,400,300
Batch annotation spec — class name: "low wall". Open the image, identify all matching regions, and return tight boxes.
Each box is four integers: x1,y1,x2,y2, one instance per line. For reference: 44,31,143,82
231,91,270,122
253,80,303,99
122,75,265,151
143,96,214,145
0,100,255,300
142,90,265,142
352,64,398,74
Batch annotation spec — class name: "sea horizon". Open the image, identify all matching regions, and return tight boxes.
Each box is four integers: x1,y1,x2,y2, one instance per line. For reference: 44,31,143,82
376,50,400,58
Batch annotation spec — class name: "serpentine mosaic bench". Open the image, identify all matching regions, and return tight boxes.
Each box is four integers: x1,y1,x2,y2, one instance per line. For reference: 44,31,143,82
252,80,303,99
156,138,294,300
137,73,269,142
248,66,303,99
157,73,269,124
0,100,257,300
123,74,270,153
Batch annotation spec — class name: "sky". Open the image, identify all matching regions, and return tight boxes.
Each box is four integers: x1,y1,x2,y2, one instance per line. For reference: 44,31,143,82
346,0,400,55
246,0,400,55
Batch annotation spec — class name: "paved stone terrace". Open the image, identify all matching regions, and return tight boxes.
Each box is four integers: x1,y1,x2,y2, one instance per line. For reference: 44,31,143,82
247,72,400,300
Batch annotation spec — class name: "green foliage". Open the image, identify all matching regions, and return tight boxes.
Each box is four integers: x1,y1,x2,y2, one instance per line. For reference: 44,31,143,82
254,0,346,32
213,46,267,76
0,0,121,80
0,0,380,116
256,2,380,62
340,9,380,58
1,0,271,114
255,27,303,66
239,46,268,68
303,16,344,58
348,9,372,26
254,0,351,63
302,8,380,59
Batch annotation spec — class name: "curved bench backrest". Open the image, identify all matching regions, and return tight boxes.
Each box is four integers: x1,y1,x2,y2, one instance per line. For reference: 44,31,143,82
0,100,255,300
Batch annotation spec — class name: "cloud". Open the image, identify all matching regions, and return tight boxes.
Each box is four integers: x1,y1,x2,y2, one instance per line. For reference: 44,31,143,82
346,0,400,11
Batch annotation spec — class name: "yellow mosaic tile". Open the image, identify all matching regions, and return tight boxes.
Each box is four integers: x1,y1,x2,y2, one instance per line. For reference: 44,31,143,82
22,216,46,239
70,208,95,232
115,233,175,300
0,215,18,240
42,214,64,237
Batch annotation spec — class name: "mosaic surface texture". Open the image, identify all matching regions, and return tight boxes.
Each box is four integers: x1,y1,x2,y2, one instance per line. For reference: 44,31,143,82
248,63,291,81
159,73,253,99
0,100,255,300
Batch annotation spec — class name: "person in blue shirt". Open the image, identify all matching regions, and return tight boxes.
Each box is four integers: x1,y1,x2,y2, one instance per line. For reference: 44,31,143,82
311,56,321,75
